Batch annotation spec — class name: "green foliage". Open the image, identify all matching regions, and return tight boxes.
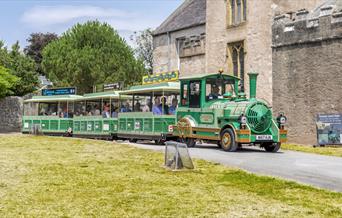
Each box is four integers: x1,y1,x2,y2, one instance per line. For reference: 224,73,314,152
24,32,58,75
42,21,145,94
0,66,19,98
0,40,38,96
131,28,153,73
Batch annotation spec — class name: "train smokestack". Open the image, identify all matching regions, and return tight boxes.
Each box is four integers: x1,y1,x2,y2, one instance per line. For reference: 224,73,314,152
248,72,258,99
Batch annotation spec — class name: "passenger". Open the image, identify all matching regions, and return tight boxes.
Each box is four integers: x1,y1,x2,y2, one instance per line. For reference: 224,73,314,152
142,99,150,112
120,102,131,112
161,96,169,115
152,97,162,115
134,102,142,112
208,84,221,100
111,107,119,118
102,104,110,118
169,99,178,115
94,105,101,116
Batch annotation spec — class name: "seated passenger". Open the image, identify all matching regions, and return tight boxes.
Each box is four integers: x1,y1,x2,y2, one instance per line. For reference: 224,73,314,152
112,107,119,118
208,85,221,100
152,97,162,115
134,102,142,112
120,102,132,112
94,105,101,116
169,99,178,115
102,105,110,118
161,97,169,115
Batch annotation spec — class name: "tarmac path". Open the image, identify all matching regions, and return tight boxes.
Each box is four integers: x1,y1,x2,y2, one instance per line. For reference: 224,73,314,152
125,141,342,192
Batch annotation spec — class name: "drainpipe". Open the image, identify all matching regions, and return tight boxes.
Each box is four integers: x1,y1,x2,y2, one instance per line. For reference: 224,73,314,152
248,72,258,99
167,31,171,72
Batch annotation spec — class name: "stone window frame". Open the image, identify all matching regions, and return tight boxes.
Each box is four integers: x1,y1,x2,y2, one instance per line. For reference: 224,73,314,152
226,0,247,28
227,41,245,88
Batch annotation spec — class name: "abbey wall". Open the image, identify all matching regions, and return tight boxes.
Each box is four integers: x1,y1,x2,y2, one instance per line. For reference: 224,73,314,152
272,6,342,144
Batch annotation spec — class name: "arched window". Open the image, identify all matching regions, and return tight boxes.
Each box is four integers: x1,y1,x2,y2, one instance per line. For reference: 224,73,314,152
227,0,247,27
227,41,245,87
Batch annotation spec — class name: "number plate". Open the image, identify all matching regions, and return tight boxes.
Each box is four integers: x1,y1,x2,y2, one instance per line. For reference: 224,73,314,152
256,135,273,141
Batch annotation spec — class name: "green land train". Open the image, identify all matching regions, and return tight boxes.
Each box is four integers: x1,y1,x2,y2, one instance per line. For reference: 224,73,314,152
174,71,287,152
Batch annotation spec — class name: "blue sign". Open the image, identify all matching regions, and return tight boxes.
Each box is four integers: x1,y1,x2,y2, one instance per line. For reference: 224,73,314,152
42,88,76,96
317,114,342,145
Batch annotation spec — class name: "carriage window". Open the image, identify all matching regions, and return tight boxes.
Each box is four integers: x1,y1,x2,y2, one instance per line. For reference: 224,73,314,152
181,83,188,106
189,81,201,108
39,103,57,116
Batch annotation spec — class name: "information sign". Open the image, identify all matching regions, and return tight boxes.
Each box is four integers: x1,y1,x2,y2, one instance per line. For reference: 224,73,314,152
42,87,76,96
316,114,342,145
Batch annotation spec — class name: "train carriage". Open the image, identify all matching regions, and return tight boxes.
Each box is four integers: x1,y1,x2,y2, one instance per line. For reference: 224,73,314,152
72,91,124,139
173,71,287,152
22,95,83,135
117,82,180,144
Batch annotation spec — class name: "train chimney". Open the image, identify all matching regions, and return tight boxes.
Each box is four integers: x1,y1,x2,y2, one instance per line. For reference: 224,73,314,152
248,72,258,99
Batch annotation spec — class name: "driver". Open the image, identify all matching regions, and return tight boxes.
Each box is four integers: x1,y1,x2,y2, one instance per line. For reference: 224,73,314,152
208,84,221,100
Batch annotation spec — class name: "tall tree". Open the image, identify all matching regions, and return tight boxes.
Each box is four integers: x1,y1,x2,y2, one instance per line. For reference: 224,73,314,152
0,41,38,96
24,33,58,75
130,28,153,74
0,66,18,98
42,21,145,94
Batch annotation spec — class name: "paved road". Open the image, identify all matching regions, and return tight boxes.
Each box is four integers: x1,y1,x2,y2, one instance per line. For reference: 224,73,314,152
124,142,342,192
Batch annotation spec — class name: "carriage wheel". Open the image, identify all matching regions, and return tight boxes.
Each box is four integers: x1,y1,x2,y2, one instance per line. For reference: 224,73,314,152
220,129,237,152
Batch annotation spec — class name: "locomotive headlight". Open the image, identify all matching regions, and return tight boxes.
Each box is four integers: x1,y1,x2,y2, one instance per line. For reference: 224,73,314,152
239,114,247,129
280,116,286,124
277,113,287,129
240,115,247,124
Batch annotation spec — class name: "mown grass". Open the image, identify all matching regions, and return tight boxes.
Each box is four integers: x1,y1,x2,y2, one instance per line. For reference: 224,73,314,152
282,143,342,157
0,135,341,217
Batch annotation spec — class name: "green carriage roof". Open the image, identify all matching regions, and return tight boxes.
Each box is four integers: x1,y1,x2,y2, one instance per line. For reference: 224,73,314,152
120,82,180,95
179,73,240,81
81,91,121,100
24,95,83,103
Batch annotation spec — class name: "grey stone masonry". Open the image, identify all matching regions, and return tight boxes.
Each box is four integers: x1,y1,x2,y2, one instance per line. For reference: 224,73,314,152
0,96,24,132
272,3,342,145
273,6,342,47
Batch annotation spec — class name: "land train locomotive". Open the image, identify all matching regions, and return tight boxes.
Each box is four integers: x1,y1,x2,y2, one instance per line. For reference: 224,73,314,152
22,71,287,152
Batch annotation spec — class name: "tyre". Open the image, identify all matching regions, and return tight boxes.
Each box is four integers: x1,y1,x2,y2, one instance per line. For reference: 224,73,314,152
128,139,138,143
154,139,165,145
183,138,196,147
217,141,222,148
220,128,238,152
264,143,281,152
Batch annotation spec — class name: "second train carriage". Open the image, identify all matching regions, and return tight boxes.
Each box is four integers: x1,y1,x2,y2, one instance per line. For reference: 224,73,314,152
116,82,180,144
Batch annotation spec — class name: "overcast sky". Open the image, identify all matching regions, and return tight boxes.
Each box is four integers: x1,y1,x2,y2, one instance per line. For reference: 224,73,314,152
0,0,183,48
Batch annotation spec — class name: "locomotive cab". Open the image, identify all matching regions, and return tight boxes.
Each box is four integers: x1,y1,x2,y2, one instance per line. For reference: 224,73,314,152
174,72,287,152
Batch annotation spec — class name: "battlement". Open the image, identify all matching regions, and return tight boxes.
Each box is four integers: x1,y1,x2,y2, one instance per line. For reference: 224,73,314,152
272,4,342,47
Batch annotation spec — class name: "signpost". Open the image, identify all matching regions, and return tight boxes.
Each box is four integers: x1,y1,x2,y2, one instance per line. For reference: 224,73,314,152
42,87,76,96
316,114,342,146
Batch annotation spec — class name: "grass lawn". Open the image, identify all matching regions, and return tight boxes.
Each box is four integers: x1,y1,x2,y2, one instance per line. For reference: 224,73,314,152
0,135,341,217
282,144,342,157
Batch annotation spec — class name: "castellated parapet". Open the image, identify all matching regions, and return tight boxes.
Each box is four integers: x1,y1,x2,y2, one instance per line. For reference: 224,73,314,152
272,3,342,145
272,5,342,48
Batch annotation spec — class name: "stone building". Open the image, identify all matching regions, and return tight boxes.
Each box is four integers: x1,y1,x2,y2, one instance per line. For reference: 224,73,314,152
153,0,322,104
153,0,206,76
272,0,342,144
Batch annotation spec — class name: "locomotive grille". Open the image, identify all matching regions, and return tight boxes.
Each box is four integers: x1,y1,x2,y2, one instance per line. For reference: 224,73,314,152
246,102,272,133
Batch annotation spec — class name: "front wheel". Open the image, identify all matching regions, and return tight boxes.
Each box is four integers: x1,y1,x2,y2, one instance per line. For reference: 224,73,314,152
220,129,238,152
180,138,196,148
264,143,281,152
128,139,138,143
154,139,165,145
